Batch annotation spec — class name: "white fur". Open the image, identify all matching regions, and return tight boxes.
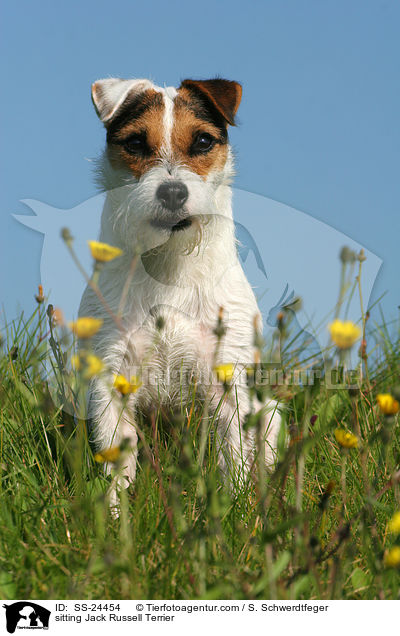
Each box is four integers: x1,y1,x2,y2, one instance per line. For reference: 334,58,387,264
92,78,155,122
80,78,281,508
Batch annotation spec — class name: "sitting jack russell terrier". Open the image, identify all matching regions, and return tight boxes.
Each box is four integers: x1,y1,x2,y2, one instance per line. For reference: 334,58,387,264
79,77,281,507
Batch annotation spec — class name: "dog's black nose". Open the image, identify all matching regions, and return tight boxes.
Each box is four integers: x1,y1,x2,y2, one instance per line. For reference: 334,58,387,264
156,181,188,211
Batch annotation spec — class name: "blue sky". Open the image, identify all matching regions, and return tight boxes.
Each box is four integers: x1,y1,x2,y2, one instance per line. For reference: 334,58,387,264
1,0,399,329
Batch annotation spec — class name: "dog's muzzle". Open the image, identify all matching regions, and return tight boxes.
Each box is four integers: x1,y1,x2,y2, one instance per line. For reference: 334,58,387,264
152,181,192,232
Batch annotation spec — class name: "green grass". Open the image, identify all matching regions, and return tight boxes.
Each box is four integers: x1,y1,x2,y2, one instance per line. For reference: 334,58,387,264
0,297,400,601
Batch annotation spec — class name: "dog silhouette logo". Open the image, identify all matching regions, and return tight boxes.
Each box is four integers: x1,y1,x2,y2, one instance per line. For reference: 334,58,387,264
14,188,381,382
2,602,50,633
13,189,381,329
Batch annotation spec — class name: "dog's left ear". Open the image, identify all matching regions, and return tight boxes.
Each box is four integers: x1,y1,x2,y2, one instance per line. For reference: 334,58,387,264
91,78,155,124
180,78,242,126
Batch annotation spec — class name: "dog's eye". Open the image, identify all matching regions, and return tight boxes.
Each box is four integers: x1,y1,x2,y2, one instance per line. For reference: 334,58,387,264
123,134,147,155
192,132,215,154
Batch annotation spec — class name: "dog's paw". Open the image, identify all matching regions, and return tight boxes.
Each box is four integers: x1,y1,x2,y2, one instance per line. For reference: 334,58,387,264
108,487,121,519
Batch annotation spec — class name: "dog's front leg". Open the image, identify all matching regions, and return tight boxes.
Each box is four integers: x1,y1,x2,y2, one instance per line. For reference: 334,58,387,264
212,385,254,482
88,376,138,511
213,385,281,484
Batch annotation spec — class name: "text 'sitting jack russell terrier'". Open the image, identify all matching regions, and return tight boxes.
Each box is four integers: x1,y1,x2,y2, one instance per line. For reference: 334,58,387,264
79,77,281,508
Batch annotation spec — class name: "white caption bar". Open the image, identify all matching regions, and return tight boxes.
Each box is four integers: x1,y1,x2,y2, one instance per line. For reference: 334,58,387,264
2,600,396,635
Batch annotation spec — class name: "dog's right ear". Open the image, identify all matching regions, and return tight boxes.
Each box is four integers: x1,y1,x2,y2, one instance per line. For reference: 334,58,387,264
180,78,242,126
91,78,154,124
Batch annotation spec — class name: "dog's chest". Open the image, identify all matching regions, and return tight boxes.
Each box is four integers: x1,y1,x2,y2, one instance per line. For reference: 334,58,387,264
126,309,217,406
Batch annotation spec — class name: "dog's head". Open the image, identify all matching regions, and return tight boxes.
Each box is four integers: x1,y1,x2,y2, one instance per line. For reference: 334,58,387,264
92,77,241,251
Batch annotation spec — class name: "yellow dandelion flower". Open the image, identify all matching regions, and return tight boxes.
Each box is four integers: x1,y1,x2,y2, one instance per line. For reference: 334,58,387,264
88,240,123,263
214,363,235,383
328,320,361,349
334,428,358,449
71,354,81,370
94,446,121,463
384,546,400,569
68,317,103,339
113,374,142,395
388,511,400,535
83,354,104,379
376,393,400,416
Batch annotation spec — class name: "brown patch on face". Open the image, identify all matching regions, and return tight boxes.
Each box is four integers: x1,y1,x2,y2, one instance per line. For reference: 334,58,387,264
103,81,237,180
171,87,229,178
105,89,165,179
